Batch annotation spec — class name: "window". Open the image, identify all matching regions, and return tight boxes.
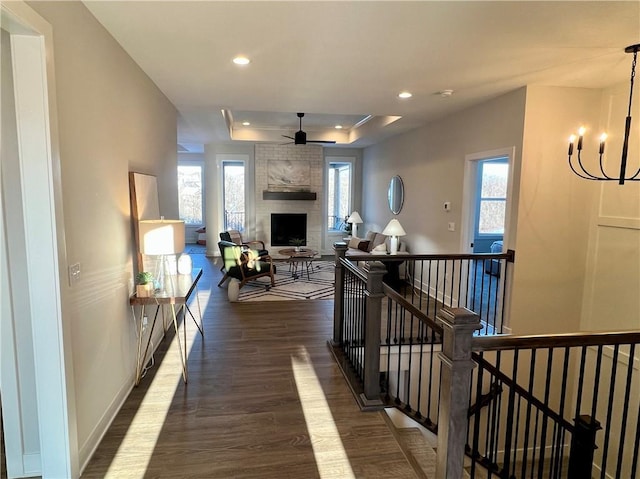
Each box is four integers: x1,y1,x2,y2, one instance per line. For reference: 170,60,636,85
327,161,352,231
178,163,203,225
223,161,245,231
475,159,508,235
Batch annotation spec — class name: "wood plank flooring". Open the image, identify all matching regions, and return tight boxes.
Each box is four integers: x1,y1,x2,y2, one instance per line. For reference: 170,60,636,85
81,253,418,478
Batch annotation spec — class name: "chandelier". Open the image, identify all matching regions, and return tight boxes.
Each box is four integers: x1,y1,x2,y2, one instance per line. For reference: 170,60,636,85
567,43,639,185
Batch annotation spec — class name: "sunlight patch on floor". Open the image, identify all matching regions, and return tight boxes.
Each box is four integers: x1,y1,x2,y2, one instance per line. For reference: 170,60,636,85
105,300,203,478
291,346,356,479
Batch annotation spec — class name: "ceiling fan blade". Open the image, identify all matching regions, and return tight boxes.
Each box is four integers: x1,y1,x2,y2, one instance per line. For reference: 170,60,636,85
307,140,337,144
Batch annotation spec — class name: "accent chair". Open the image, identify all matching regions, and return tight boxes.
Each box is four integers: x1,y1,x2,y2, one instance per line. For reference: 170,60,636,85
217,240,276,290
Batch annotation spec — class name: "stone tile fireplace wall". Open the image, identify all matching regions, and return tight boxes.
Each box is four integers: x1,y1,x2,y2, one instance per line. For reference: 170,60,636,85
254,144,323,252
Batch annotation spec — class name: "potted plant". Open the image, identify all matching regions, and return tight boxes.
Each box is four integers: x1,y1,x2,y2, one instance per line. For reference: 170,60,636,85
289,238,306,252
136,271,154,297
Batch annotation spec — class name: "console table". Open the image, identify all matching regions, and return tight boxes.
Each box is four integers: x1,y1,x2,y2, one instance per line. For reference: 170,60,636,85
129,268,203,385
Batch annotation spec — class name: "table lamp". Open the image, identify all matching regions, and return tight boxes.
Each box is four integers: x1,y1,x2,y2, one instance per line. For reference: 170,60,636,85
382,218,406,255
139,218,185,295
347,211,363,238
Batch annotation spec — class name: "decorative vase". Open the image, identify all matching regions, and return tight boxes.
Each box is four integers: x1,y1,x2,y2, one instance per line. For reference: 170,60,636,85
294,246,300,252
228,279,240,302
177,253,192,275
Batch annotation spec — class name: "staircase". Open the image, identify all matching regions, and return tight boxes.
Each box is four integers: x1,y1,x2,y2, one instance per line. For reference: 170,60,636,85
383,408,437,478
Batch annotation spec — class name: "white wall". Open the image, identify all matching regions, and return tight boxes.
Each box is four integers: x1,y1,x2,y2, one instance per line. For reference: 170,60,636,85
1,27,41,476
254,144,324,252
28,1,177,471
204,143,362,256
581,80,640,331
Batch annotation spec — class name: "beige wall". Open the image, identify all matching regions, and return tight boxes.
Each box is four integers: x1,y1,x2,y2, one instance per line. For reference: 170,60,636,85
509,86,601,334
29,1,177,469
361,84,637,336
362,88,526,255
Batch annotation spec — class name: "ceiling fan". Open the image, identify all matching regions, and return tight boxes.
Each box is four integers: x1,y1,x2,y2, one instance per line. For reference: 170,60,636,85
282,112,337,145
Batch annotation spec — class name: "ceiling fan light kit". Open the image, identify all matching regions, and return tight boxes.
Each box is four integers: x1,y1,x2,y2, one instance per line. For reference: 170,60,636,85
282,112,337,145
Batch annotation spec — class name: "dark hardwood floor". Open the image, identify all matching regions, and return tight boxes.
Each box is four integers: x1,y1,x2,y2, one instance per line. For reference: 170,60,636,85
81,252,418,478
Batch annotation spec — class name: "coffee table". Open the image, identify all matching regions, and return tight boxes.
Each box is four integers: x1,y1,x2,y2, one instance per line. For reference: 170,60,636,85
278,248,319,280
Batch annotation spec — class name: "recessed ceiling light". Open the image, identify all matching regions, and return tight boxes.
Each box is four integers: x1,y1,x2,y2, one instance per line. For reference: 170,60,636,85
233,56,250,66
398,91,413,99
335,125,343,129
242,121,251,126
438,89,454,98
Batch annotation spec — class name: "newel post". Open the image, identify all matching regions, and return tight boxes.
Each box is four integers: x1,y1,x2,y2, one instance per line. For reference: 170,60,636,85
568,415,601,479
332,242,348,345
436,307,482,479
361,261,387,405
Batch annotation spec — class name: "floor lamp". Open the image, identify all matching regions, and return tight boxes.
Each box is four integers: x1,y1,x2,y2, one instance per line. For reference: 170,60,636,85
139,218,185,296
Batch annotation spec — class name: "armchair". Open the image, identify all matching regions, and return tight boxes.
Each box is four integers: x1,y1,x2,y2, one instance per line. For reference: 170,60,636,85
217,240,276,290
219,230,269,258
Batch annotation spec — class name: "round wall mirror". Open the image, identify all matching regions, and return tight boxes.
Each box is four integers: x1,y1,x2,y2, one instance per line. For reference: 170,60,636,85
388,176,404,214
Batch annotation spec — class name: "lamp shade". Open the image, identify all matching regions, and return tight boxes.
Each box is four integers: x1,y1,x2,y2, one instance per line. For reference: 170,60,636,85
139,219,185,255
347,211,363,224
382,219,406,237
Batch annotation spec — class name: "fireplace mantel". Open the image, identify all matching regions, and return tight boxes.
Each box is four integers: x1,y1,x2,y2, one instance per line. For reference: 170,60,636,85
263,190,317,201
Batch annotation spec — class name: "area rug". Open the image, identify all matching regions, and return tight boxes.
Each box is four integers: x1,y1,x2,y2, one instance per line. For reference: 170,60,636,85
237,260,335,301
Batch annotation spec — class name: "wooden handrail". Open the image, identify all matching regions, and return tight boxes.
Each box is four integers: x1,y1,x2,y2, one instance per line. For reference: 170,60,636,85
382,284,443,334
472,329,640,351
338,256,367,282
345,250,515,263
472,352,575,432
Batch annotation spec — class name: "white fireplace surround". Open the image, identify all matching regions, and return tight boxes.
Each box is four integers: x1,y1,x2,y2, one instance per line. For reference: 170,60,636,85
255,144,323,252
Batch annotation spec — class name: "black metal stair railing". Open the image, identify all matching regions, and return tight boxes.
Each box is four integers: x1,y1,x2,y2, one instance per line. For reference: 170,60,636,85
342,265,367,381
381,286,444,432
468,333,640,479
331,243,640,478
346,250,514,335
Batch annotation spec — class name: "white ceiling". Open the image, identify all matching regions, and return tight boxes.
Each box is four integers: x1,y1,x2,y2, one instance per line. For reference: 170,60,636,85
83,1,640,152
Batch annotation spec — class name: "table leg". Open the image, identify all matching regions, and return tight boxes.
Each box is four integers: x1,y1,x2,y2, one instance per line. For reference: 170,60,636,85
184,306,203,336
170,304,188,383
135,305,160,386
134,304,145,385
194,285,203,335
305,260,312,280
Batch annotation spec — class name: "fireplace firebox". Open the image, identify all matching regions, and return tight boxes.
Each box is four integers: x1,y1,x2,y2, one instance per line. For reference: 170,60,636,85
271,213,307,246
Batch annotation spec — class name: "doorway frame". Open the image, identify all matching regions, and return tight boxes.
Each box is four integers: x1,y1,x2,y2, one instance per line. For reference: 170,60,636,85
461,147,516,333
1,2,77,477
461,147,515,254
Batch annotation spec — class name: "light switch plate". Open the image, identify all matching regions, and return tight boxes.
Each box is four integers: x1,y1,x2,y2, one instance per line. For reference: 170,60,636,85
448,222,455,232
69,263,81,285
